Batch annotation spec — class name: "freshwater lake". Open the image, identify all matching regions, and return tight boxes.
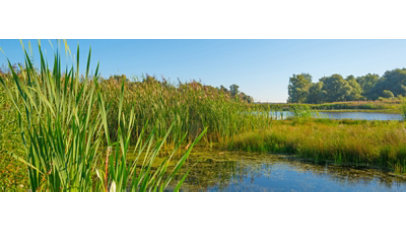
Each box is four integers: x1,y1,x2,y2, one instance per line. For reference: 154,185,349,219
270,111,403,121
177,151,406,192
178,111,406,192
175,111,405,192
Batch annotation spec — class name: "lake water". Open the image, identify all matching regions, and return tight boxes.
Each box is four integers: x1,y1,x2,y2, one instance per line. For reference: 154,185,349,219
270,111,403,121
177,151,406,192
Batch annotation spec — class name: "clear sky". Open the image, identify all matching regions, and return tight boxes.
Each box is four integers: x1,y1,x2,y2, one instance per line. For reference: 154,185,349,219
1,39,406,102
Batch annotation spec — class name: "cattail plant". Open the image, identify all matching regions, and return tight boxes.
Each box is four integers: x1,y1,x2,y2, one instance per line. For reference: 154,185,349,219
0,42,204,191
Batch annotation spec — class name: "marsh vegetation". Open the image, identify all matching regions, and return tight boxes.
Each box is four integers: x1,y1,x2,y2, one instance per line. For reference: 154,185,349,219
225,119,406,173
1,43,406,192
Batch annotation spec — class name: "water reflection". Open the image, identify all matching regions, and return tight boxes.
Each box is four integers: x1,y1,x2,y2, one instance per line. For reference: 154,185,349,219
175,151,406,192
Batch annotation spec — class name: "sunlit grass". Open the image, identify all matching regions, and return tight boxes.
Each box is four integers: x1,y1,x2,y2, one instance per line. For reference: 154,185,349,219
225,119,406,173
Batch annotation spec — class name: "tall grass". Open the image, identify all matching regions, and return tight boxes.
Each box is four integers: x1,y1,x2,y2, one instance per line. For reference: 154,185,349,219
0,44,204,191
402,99,406,120
0,83,27,191
100,75,271,146
290,104,312,120
225,119,406,173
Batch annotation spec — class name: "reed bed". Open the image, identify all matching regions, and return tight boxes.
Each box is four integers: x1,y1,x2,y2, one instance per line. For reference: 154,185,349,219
100,75,271,146
0,45,208,191
3,43,405,192
0,43,270,191
225,119,406,173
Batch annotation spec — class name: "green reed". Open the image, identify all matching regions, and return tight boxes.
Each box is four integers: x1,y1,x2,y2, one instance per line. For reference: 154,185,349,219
0,43,204,191
100,76,271,146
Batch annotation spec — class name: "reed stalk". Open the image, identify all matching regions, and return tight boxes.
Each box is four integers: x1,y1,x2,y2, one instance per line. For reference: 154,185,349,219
0,42,205,191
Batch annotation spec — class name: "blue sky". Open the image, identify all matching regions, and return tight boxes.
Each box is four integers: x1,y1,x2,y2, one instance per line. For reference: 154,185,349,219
1,39,406,102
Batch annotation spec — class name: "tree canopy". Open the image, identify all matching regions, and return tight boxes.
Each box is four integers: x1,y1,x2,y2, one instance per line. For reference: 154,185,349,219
287,74,312,103
288,68,406,103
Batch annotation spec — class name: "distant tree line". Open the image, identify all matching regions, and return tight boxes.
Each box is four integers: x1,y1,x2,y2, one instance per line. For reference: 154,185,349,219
219,84,254,103
288,68,406,103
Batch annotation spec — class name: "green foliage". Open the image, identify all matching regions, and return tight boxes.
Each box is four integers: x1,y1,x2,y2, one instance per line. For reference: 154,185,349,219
223,84,252,102
319,74,353,102
0,44,204,192
306,82,324,103
345,75,363,101
288,69,406,103
225,120,406,173
288,73,312,103
100,77,269,146
371,69,406,99
0,81,28,191
229,84,239,97
290,104,312,120
0,43,269,191
382,90,395,99
356,73,379,98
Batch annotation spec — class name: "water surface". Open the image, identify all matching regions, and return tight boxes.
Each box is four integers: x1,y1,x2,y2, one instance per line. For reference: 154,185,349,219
270,111,403,121
178,151,406,192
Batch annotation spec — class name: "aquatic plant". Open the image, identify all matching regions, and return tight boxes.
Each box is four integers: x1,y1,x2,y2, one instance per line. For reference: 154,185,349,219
225,119,406,173
292,104,311,117
100,75,271,146
0,43,204,191
0,41,272,191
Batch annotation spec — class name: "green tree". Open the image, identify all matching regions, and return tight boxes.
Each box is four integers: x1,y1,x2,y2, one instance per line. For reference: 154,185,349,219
220,85,229,93
381,90,395,98
239,92,254,103
288,74,312,103
319,74,352,102
371,69,406,99
306,82,324,103
356,73,379,99
345,75,363,101
229,84,239,97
